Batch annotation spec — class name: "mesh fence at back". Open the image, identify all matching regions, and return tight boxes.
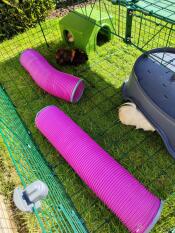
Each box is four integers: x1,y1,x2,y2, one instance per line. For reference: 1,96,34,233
1,0,175,233
0,86,88,233
71,0,175,66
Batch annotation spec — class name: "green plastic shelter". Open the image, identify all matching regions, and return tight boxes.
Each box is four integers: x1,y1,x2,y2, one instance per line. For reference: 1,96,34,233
59,6,114,52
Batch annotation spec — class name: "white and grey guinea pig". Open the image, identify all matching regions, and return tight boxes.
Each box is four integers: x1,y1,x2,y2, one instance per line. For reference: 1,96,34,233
118,102,155,132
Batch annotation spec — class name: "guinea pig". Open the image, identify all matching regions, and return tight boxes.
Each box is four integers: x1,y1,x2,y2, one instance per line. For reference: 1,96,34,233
56,48,88,66
118,102,155,131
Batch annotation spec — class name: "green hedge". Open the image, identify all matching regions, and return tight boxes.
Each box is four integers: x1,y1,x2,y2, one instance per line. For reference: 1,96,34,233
0,0,55,42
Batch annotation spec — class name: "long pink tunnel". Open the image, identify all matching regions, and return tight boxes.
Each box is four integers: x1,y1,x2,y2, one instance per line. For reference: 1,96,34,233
20,49,84,103
35,106,163,233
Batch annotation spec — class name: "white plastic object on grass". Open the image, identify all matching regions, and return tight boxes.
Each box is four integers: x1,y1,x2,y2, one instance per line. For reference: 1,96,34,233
13,180,48,212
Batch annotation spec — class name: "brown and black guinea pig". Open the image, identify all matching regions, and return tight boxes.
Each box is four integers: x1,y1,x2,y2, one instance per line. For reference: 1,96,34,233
55,48,88,66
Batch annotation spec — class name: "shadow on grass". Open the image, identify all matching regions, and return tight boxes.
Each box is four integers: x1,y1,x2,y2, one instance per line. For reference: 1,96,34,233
1,40,175,233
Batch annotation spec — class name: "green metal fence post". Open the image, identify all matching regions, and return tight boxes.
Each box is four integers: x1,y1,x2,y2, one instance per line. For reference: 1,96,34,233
125,7,133,43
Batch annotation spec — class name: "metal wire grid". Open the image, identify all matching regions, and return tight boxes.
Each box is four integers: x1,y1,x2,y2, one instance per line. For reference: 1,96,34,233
131,12,175,50
70,0,127,40
0,13,138,231
112,0,175,23
0,0,175,232
0,86,88,233
67,47,175,233
134,0,175,24
70,0,175,73
1,30,175,232
67,0,175,60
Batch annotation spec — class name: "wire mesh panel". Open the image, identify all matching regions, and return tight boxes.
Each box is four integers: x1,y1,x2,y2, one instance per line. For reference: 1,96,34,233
70,0,127,40
0,86,88,233
68,0,175,53
0,0,175,232
131,10,175,51
134,0,175,23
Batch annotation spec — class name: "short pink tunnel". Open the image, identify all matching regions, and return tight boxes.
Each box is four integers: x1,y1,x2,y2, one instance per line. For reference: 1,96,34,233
35,106,163,233
20,49,85,103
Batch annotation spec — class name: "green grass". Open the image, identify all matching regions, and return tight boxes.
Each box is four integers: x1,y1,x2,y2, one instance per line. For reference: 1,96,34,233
0,12,175,233
0,138,40,233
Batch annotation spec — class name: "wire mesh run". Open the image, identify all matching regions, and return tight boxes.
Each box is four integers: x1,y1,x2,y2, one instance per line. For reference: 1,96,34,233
134,0,175,24
0,0,175,233
0,86,88,233
112,0,175,23
70,0,175,73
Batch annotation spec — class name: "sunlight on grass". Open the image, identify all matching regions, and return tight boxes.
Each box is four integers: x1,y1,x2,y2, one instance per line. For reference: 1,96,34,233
0,7,175,233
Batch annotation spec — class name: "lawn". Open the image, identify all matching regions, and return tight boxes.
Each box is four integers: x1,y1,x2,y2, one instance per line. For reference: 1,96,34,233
0,10,175,233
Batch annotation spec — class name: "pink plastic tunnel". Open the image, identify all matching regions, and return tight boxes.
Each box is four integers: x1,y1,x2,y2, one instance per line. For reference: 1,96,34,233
35,106,163,233
20,49,85,103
